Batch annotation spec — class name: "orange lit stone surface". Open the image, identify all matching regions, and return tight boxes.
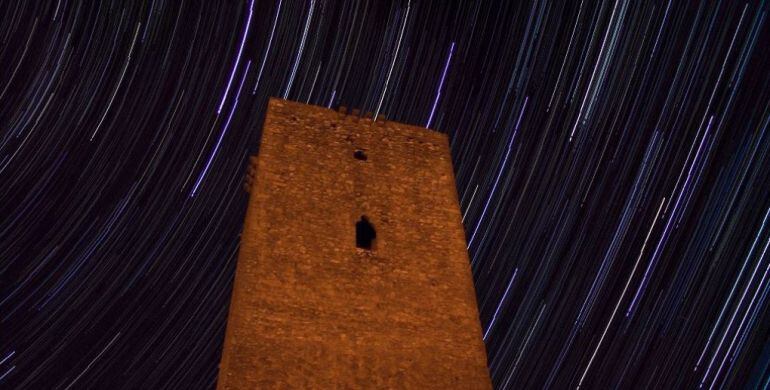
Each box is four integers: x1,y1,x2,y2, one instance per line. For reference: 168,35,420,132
217,98,491,389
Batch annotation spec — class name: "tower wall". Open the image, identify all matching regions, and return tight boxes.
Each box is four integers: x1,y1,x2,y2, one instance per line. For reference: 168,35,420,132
217,98,491,389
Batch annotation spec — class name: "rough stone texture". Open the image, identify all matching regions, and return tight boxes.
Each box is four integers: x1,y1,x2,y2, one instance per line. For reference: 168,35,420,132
217,98,491,389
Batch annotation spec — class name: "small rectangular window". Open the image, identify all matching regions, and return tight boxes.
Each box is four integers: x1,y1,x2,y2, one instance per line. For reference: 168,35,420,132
356,216,376,250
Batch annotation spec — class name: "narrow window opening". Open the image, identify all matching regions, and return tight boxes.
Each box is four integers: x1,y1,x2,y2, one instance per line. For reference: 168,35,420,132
356,216,376,250
354,150,368,161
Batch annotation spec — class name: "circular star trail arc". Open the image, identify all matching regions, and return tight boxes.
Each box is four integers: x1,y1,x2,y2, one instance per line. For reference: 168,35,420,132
1,1,770,388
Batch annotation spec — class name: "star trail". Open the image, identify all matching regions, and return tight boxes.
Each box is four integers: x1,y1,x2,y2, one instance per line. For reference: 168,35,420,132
1,1,770,389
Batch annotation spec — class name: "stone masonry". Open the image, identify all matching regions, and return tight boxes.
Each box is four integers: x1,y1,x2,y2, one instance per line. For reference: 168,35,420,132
217,98,491,389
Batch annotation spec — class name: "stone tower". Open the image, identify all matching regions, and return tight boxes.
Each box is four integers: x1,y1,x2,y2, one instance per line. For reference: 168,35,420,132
217,98,491,389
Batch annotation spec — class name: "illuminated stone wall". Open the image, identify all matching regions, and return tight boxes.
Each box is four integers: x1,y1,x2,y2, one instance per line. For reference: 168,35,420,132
217,98,490,389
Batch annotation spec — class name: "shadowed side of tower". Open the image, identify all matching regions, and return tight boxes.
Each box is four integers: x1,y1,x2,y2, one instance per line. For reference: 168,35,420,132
217,98,491,389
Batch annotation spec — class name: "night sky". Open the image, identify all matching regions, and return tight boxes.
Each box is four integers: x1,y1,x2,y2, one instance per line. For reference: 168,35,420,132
2,0,770,388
